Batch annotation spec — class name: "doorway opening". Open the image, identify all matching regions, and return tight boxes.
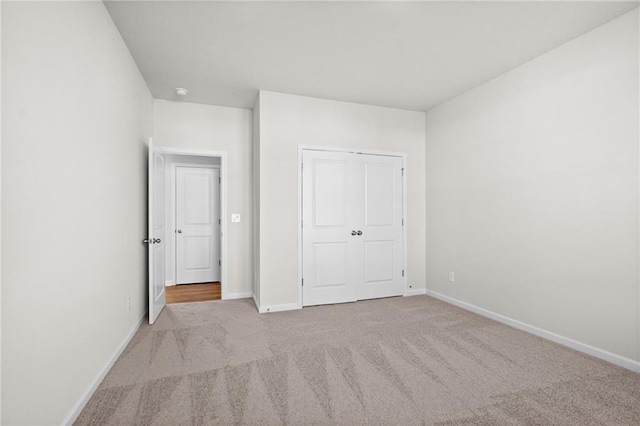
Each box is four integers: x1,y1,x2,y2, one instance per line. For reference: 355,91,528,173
148,141,227,322
165,155,223,304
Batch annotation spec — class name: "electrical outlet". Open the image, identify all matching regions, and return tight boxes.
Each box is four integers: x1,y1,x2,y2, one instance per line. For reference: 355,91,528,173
127,296,131,312
448,271,455,283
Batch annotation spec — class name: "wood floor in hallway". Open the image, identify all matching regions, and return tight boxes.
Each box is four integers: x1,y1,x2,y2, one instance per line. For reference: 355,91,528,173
165,282,221,304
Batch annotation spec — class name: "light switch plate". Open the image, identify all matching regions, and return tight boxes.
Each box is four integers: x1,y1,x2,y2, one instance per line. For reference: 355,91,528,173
231,213,241,223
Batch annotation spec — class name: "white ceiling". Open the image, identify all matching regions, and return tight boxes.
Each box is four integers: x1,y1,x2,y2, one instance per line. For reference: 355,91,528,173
105,1,639,111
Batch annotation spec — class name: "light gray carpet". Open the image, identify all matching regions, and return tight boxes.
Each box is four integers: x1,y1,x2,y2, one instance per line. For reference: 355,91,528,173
76,296,640,425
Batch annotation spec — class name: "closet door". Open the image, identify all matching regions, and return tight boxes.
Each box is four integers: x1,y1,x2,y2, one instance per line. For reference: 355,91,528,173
356,155,404,300
302,150,404,307
302,150,360,306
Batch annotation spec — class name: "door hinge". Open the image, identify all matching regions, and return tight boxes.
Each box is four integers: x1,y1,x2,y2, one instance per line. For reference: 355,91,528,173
301,220,303,229
402,269,405,277
219,177,221,184
302,278,304,287
402,219,404,226
401,168,404,176
301,163,304,171
219,260,221,266
219,219,221,225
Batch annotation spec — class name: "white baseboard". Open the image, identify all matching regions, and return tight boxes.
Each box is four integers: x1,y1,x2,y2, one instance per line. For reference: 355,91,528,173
258,289,427,313
224,291,253,300
62,312,147,425
258,302,300,314
252,293,260,312
404,287,427,297
425,290,640,373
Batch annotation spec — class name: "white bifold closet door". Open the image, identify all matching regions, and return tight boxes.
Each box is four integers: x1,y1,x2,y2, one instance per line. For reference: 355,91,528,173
176,166,221,284
302,150,404,307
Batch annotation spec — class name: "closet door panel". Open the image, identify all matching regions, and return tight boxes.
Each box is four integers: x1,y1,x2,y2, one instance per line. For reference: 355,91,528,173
302,150,358,306
313,242,348,287
365,163,395,227
313,160,347,227
365,240,395,283
358,155,404,300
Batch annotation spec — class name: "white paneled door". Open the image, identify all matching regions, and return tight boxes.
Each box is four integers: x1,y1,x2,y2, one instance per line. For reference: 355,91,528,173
302,151,360,306
359,155,404,300
176,166,221,284
302,150,404,307
148,139,166,324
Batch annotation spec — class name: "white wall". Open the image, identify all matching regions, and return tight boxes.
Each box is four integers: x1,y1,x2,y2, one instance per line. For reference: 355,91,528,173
153,99,253,297
0,3,3,421
257,91,426,309
2,2,153,424
425,10,640,361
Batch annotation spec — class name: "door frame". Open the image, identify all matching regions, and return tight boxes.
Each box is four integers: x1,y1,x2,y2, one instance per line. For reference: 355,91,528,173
297,145,408,309
155,146,229,299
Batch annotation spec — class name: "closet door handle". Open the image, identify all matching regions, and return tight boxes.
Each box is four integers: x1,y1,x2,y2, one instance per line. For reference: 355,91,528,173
351,230,357,236
357,230,363,236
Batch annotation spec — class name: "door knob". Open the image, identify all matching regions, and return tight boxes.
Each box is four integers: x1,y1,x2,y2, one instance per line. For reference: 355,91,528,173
154,238,162,244
351,230,357,236
177,229,182,234
357,230,363,236
143,239,151,244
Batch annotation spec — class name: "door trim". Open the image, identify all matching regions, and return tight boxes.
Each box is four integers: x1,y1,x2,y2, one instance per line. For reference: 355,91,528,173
155,147,228,300
297,145,408,310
